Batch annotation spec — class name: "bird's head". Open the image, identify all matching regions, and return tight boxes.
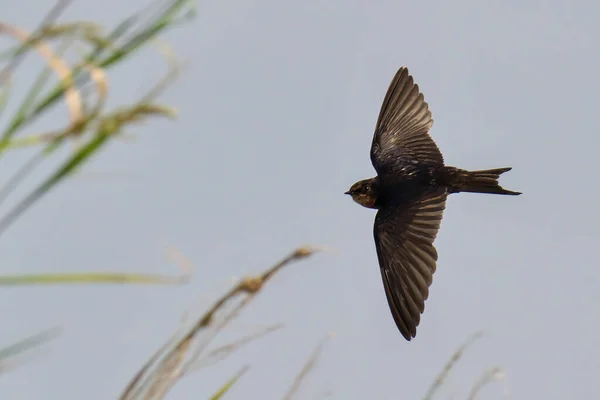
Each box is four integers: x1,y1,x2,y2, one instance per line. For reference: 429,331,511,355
345,178,378,209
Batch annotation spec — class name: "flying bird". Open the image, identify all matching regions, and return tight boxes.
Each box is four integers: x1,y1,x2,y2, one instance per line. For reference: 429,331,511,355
345,66,521,341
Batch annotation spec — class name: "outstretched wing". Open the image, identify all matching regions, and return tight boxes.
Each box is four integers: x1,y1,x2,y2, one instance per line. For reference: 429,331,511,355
373,189,447,341
370,66,444,179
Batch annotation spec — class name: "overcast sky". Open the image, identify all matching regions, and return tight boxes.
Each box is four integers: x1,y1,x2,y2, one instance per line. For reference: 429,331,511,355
1,0,599,399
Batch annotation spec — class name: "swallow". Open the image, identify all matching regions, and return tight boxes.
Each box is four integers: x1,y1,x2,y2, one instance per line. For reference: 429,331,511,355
345,66,521,341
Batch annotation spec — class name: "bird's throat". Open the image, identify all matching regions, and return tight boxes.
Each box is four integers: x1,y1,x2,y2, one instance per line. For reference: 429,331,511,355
353,193,378,209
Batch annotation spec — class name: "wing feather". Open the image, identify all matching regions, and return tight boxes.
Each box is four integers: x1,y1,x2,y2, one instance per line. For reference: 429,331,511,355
373,189,447,340
370,67,444,177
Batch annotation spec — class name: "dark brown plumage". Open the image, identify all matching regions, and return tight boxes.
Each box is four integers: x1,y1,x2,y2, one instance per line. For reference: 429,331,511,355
345,66,521,341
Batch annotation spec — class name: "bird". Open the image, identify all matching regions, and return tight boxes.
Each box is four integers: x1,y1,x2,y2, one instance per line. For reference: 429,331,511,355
345,66,521,341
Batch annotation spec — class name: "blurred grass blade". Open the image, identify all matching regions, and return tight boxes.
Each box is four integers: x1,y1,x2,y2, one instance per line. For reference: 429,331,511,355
209,366,249,400
0,78,11,117
12,36,75,127
0,328,60,364
0,133,109,238
467,367,508,400
0,19,83,157
423,331,484,400
112,0,194,60
0,133,62,150
0,150,46,211
120,247,321,400
3,0,194,139
191,324,283,370
0,0,71,87
283,333,333,400
0,272,188,286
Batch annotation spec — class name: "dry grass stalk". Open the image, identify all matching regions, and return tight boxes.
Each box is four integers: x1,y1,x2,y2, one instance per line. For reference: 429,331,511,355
0,0,72,86
119,245,322,400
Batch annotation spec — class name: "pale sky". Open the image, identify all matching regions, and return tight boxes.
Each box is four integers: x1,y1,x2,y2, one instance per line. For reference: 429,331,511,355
1,1,599,399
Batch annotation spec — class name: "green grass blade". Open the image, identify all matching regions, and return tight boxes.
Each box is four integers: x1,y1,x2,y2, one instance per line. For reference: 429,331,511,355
0,134,58,151
209,366,249,400
0,133,109,238
99,0,193,67
0,77,11,117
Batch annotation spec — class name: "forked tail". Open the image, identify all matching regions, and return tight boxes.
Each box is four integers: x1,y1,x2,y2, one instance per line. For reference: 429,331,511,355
448,167,521,195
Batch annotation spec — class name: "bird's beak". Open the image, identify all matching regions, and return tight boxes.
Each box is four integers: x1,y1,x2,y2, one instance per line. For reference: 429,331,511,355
344,190,351,195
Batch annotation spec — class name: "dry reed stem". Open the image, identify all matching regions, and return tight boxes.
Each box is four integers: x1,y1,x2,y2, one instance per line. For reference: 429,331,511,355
119,245,322,400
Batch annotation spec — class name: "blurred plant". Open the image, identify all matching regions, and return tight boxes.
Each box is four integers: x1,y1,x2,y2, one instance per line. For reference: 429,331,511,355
0,1,507,399
0,0,194,370
119,246,323,400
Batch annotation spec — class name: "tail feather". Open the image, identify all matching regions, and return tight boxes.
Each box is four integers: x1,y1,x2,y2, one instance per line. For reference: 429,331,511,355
450,167,521,195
